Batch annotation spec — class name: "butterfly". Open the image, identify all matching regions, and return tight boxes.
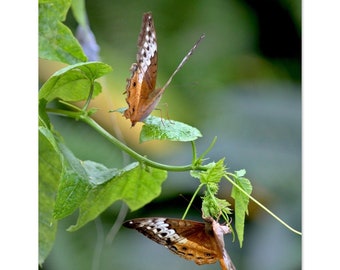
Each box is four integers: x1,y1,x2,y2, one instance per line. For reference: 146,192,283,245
123,216,236,270
123,12,205,126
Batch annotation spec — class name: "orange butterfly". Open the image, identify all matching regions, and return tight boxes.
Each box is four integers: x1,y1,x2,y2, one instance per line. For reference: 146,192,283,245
123,12,204,126
123,216,236,270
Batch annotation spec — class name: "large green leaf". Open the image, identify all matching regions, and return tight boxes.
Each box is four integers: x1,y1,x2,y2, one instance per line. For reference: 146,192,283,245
38,127,63,264
38,62,112,103
53,143,93,220
39,0,87,64
82,160,120,185
68,163,167,231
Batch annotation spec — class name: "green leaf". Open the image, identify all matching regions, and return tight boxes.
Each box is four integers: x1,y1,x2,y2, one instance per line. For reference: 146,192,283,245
39,62,112,103
68,163,167,231
53,143,93,219
140,115,202,142
202,196,232,219
231,173,252,247
82,160,120,185
39,99,50,129
192,159,232,219
39,127,63,264
198,159,226,185
235,169,246,177
189,170,201,180
39,0,87,64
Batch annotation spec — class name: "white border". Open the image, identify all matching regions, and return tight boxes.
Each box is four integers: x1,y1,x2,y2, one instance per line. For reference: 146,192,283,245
303,1,340,269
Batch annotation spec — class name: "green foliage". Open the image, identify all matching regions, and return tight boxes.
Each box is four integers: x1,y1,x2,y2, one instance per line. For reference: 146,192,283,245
39,0,87,64
39,120,169,261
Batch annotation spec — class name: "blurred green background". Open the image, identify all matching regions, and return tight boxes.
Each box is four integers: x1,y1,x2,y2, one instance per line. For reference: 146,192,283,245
40,0,301,269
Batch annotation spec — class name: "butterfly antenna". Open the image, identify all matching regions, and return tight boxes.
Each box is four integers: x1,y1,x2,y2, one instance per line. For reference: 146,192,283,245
161,34,205,91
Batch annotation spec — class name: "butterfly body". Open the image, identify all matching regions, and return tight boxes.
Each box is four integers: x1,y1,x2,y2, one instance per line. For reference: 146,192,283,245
123,217,236,270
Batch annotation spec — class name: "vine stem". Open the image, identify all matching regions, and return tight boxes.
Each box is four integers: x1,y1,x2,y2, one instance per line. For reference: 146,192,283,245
181,183,205,220
46,107,208,172
82,80,94,111
224,173,302,236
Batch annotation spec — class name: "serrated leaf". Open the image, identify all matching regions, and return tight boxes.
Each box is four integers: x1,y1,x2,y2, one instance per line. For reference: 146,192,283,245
39,62,112,103
202,196,232,219
39,0,87,64
140,115,202,142
53,143,92,219
231,175,252,247
199,159,226,184
39,127,63,264
68,163,167,231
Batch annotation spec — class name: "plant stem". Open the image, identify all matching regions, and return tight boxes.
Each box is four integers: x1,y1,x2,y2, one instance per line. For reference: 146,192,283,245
181,183,204,220
46,107,208,172
224,173,302,236
82,80,94,111
191,141,197,165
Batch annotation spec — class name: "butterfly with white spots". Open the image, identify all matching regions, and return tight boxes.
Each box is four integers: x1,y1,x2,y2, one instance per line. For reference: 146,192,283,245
123,12,204,126
123,216,236,270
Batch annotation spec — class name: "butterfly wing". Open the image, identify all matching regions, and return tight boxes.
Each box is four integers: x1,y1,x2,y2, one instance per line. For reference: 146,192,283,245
123,218,221,265
124,12,159,125
136,12,158,96
165,218,222,265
